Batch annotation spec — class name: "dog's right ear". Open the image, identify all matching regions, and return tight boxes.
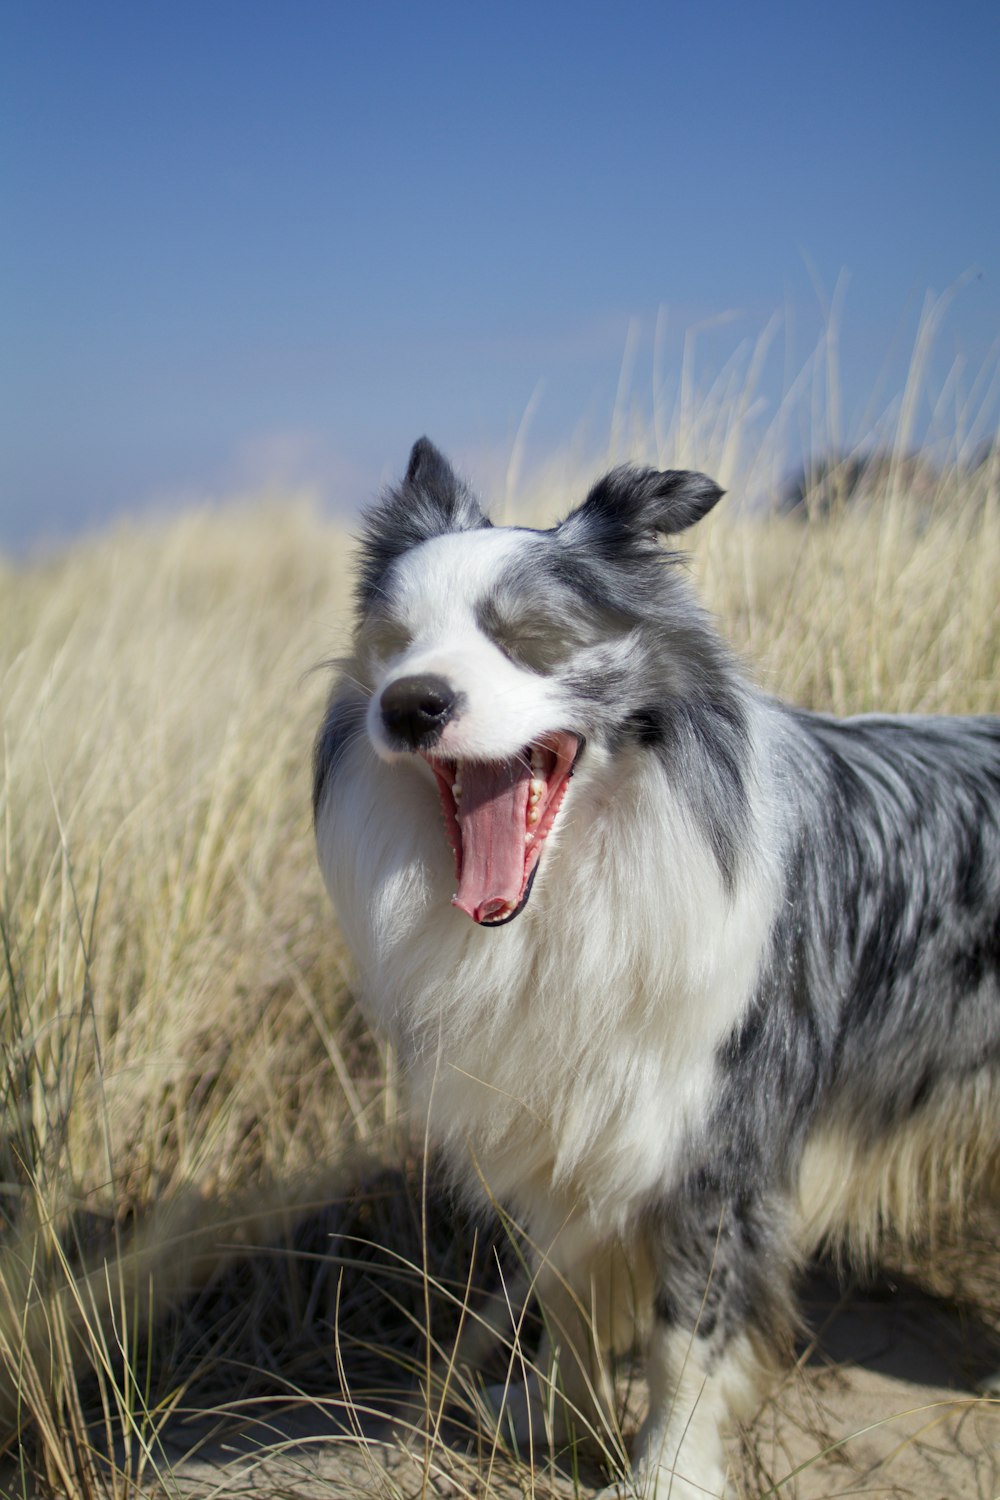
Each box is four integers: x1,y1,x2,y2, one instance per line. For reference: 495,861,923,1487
356,438,490,608
404,435,455,490
398,437,489,531
559,464,724,551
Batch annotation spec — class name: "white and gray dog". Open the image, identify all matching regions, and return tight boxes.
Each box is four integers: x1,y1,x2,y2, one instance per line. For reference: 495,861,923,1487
314,438,1000,1497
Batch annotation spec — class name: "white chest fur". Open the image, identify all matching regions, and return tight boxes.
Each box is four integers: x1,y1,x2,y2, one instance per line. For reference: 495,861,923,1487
317,730,776,1242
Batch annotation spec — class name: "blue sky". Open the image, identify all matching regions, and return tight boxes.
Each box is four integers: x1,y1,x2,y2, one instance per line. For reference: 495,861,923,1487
3,1,999,547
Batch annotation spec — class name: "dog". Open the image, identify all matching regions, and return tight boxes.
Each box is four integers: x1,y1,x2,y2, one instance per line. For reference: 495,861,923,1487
313,437,1000,1497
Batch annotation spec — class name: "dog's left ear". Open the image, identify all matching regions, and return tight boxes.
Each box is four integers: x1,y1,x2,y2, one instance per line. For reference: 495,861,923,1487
560,465,724,546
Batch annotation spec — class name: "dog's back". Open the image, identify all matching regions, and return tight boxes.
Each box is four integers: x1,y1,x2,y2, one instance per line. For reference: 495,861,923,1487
774,710,1000,1254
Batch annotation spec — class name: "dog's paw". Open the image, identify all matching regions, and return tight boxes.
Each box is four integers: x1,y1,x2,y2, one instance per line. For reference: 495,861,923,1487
386,1389,433,1452
480,1371,567,1450
595,1468,730,1499
596,1449,731,1499
618,1401,731,1498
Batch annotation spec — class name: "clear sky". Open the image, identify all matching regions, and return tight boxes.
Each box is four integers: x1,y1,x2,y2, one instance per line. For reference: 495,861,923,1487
3,0,999,547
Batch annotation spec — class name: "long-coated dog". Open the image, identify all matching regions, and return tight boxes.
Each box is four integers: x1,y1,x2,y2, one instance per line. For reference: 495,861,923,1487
313,438,1000,1497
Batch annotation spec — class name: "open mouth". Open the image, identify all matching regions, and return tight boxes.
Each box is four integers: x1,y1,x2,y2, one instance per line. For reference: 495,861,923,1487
423,732,580,926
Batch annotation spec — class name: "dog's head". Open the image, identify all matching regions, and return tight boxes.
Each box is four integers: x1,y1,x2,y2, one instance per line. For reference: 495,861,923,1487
353,437,725,926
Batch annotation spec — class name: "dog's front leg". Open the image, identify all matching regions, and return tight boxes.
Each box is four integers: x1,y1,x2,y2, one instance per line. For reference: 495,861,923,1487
486,1255,619,1458
623,1178,791,1500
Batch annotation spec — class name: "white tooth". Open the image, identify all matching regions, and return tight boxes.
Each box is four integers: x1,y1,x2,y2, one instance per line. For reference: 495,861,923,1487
452,783,462,799
531,749,544,771
524,832,533,845
529,778,544,798
527,808,539,825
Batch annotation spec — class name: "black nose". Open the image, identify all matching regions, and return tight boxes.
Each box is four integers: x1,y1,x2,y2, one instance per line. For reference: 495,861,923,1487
380,674,460,750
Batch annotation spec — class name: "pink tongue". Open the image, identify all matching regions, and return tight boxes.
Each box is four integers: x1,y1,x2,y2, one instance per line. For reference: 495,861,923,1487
453,758,532,923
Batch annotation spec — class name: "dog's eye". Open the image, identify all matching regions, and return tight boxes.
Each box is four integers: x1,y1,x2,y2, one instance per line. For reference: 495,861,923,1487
363,618,412,661
492,628,568,675
477,595,600,675
481,608,577,674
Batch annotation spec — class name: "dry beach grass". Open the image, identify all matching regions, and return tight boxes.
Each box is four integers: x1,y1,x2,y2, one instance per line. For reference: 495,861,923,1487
2,353,999,1496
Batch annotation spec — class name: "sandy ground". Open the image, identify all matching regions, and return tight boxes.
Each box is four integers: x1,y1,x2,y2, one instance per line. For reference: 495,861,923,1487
142,1265,1000,1499
744,1267,1000,1498
4,1191,997,1499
